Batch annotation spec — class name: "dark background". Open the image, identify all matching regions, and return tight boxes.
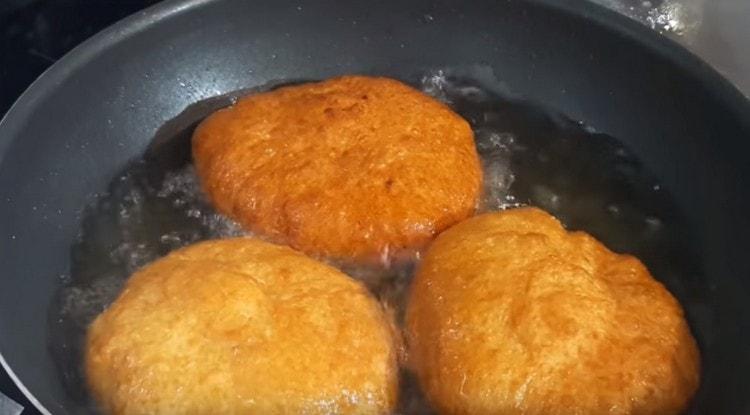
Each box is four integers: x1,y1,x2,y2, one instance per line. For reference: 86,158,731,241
0,1,158,411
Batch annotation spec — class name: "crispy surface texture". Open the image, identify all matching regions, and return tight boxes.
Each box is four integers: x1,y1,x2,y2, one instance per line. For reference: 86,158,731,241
192,76,482,262
86,238,398,415
405,207,700,415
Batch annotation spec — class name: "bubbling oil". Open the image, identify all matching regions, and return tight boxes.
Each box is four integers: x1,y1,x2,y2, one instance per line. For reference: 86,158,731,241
48,69,711,414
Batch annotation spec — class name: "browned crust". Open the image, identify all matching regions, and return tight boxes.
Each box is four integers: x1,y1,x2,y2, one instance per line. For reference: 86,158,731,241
192,76,482,262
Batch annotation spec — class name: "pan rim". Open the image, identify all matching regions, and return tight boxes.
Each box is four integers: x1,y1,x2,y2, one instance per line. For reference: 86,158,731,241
0,0,212,171
0,0,748,413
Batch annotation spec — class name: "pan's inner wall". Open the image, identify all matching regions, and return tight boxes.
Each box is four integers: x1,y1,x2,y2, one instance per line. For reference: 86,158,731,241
0,0,748,413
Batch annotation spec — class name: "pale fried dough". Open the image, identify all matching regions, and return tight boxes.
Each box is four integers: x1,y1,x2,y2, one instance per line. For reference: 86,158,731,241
406,207,700,415
86,238,398,415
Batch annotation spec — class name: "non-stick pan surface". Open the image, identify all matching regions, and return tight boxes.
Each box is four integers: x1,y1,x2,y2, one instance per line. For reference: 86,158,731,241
0,0,749,413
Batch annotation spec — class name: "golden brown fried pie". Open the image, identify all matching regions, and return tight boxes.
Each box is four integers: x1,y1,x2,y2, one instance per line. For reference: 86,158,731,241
406,207,700,415
192,76,482,262
86,238,398,415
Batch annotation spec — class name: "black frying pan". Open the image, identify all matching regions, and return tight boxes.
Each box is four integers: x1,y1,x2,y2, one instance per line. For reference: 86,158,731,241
1,0,749,413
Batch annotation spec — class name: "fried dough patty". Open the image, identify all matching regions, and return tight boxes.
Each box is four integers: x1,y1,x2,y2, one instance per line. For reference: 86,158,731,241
86,238,398,414
192,76,482,262
405,207,700,415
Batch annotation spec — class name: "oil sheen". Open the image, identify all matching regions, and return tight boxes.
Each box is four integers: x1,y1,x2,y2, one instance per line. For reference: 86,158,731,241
48,69,712,414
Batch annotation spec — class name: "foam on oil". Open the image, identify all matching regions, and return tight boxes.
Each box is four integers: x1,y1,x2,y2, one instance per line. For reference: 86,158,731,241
48,69,712,413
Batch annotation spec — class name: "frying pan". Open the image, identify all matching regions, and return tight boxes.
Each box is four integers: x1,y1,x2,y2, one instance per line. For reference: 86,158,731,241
1,0,749,413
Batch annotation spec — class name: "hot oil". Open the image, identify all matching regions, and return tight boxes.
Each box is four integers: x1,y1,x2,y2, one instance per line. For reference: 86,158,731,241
48,70,712,414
